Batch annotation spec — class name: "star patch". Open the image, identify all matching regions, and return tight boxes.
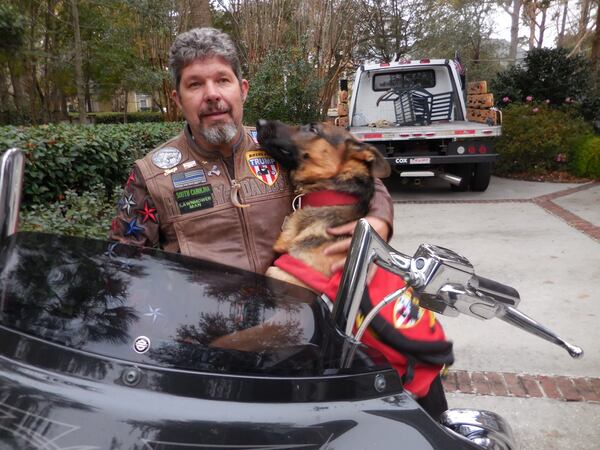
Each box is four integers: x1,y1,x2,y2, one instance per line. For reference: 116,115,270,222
120,193,136,216
144,305,164,323
151,147,182,169
124,217,144,239
246,150,279,186
111,218,121,233
125,170,136,188
137,201,158,223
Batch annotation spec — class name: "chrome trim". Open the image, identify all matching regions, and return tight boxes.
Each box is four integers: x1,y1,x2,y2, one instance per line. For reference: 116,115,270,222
440,408,516,450
336,219,584,364
0,148,24,241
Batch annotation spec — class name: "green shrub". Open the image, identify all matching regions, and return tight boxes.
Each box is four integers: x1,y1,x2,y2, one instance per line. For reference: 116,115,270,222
495,103,594,175
0,121,182,205
19,183,120,239
68,111,165,124
570,136,600,179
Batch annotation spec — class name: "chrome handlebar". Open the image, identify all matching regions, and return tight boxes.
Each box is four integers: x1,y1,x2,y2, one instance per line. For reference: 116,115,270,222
334,219,584,366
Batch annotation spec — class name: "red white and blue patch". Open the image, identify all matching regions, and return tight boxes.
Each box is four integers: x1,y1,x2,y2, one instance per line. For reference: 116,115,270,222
245,150,279,186
171,169,207,190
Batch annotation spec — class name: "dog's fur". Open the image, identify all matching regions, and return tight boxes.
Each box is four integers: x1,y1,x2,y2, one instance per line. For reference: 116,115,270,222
256,120,391,288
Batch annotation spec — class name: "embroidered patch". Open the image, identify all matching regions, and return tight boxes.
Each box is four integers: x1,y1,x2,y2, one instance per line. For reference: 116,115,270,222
392,289,424,329
183,160,197,169
151,147,182,169
175,184,214,214
124,217,144,239
207,164,221,176
119,193,136,216
137,201,158,223
246,150,279,186
171,169,207,190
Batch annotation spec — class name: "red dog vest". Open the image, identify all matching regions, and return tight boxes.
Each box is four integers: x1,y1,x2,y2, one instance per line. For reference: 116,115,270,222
275,253,454,397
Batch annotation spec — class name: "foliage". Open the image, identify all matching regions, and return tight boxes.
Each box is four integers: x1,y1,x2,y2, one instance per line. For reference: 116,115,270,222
491,48,591,106
20,183,120,239
0,3,25,54
570,136,600,179
244,47,324,125
68,112,165,124
494,103,594,175
0,122,182,205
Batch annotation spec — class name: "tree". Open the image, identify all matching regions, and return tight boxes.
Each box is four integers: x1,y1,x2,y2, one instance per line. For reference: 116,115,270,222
70,0,87,123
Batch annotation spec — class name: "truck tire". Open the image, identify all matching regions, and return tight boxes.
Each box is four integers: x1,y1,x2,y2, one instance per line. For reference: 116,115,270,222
450,164,473,191
471,163,492,191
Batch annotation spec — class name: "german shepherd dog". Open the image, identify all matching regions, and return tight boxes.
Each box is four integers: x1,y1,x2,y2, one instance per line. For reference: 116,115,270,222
256,119,391,288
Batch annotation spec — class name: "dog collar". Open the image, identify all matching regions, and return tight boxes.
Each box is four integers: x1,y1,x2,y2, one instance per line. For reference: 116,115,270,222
297,190,360,209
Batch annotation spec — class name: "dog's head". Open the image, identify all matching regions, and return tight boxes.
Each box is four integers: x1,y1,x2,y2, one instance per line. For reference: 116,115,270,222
256,120,390,187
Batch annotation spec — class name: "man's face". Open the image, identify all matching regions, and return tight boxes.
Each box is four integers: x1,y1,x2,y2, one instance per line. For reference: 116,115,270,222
172,56,249,150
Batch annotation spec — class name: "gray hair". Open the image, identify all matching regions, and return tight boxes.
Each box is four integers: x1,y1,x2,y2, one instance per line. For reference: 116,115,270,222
169,27,242,91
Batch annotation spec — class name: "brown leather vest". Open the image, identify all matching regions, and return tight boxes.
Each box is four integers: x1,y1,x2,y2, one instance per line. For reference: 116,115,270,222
136,127,293,274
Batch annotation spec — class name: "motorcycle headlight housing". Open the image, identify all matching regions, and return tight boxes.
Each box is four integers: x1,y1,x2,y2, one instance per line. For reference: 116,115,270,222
440,408,516,450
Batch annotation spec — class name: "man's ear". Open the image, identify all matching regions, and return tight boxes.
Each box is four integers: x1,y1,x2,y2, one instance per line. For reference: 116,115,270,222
171,89,182,110
241,79,249,103
345,140,391,178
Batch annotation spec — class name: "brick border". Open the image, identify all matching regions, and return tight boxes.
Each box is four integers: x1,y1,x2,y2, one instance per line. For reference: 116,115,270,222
394,181,600,242
443,370,600,403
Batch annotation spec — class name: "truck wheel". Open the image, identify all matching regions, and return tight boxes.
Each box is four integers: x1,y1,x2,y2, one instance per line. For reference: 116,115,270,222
450,164,473,191
471,163,492,191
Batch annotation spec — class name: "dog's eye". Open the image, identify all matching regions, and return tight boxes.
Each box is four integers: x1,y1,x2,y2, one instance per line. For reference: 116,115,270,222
308,124,319,134
302,153,310,160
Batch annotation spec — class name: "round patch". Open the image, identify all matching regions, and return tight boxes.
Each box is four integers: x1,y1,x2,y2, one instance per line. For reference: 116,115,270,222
151,147,182,169
133,336,151,354
393,289,424,329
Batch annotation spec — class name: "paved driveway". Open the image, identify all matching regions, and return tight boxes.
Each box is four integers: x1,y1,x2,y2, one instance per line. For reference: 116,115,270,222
384,175,600,450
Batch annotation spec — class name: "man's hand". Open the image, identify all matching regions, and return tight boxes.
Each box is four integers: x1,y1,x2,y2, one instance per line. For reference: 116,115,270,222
324,216,390,273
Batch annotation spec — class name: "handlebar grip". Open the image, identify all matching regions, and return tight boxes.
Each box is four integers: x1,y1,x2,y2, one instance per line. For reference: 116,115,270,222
470,275,520,307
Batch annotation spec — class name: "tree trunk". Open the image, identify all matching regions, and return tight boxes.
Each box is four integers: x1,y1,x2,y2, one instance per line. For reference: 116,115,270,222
591,0,600,71
0,65,10,124
557,0,569,47
509,0,522,63
8,61,26,116
184,0,211,30
70,0,87,124
537,5,547,48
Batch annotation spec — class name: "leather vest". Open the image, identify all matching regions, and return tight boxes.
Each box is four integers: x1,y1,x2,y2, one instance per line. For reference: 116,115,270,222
136,127,293,274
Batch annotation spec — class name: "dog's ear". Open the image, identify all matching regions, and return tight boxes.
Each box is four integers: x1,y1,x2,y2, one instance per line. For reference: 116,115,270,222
345,140,391,178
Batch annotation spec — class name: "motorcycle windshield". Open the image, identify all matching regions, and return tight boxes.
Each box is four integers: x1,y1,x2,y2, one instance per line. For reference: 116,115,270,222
0,232,386,377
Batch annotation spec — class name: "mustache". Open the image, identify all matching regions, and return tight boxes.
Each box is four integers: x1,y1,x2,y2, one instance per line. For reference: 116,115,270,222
200,102,231,116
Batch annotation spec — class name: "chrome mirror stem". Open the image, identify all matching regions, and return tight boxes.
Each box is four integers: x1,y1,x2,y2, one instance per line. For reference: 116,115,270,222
0,148,24,241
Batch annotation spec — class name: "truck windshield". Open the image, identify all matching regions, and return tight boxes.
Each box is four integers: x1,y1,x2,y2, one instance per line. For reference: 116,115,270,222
373,69,436,91
0,232,386,376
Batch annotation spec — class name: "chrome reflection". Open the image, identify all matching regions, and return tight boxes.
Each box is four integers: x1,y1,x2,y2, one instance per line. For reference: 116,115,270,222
0,148,24,241
440,408,516,450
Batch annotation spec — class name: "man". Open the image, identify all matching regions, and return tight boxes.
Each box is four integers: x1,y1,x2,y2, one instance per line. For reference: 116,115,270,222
110,27,393,274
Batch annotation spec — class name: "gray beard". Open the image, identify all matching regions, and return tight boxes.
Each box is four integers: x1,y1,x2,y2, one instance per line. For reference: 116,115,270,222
200,123,238,145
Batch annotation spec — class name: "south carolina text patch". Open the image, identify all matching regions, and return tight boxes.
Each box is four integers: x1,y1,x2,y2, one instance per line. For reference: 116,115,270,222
175,184,214,214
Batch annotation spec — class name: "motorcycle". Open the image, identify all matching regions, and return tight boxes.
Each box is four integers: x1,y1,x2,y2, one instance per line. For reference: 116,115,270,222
0,148,582,449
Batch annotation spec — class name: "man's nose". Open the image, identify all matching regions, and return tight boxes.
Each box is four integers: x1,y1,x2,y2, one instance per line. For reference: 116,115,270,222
204,81,221,102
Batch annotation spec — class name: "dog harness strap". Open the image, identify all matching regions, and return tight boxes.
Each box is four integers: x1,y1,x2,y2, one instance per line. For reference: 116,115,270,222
301,190,360,208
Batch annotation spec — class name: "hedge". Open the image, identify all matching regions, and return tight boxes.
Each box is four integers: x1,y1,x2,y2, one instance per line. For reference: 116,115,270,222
0,122,183,205
494,103,594,176
68,111,165,124
570,135,600,179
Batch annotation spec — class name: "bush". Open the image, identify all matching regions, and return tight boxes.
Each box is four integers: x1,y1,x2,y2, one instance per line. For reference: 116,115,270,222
0,121,182,205
491,48,590,106
495,103,594,175
68,111,165,124
570,136,600,179
20,183,120,239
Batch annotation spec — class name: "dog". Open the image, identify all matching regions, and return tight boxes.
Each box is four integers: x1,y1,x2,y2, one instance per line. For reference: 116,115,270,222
256,119,453,419
256,119,391,288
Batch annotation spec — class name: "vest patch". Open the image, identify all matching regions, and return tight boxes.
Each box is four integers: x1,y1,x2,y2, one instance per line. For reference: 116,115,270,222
393,288,424,329
151,147,182,169
175,184,214,214
246,150,279,186
171,169,207,189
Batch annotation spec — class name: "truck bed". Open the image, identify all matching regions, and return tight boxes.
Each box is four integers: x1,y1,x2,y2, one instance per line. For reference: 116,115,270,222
350,121,501,141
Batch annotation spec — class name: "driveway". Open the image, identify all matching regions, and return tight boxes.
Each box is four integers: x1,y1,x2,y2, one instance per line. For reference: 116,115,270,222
384,175,600,450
